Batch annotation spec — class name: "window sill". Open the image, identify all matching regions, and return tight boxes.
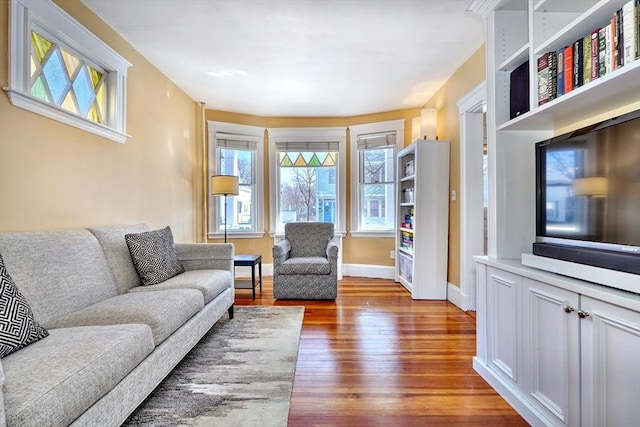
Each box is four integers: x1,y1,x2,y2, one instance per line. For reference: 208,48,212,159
207,231,265,240
4,89,130,143
349,230,395,238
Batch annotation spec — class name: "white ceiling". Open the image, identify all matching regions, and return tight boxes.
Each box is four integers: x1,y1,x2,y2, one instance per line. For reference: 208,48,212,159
81,0,485,117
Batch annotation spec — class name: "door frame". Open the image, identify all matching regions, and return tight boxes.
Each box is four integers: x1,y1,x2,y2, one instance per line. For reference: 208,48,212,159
457,81,487,311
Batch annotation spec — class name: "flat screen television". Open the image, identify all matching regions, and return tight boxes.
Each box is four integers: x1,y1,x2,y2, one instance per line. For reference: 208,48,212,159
534,110,640,276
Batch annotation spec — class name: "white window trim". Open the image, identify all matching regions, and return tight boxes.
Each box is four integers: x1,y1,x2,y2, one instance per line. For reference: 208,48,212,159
268,127,347,236
207,121,265,239
5,0,131,143
349,119,404,238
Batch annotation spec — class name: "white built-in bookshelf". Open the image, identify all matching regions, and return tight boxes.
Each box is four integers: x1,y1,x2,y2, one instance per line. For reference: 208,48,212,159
395,139,449,299
469,1,640,426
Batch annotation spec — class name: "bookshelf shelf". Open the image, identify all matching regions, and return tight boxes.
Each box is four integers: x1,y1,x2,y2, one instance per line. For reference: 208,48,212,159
533,0,629,55
395,139,449,300
499,43,530,72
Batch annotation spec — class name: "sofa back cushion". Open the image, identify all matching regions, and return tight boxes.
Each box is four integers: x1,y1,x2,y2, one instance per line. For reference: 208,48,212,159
0,229,119,326
285,222,334,258
88,224,151,293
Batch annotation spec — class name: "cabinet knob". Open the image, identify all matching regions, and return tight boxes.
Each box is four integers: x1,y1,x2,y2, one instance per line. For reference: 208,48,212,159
563,305,575,313
578,310,590,319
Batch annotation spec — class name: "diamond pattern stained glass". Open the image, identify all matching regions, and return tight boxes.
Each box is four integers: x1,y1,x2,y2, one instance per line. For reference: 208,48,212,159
31,32,52,61
43,49,68,105
29,31,106,124
73,67,94,116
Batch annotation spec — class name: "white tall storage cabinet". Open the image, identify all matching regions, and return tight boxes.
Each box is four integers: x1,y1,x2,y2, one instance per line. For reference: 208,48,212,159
395,139,449,299
470,1,640,426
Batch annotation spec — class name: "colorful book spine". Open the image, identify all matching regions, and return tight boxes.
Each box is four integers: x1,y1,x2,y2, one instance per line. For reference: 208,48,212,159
556,47,565,97
583,33,592,84
599,27,608,77
591,29,600,80
564,45,574,93
612,16,618,71
623,1,637,65
537,52,551,105
573,38,584,88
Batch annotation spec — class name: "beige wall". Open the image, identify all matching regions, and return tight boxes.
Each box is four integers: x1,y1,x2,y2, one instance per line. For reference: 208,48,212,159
0,0,201,242
0,0,487,281
423,45,486,287
204,109,421,265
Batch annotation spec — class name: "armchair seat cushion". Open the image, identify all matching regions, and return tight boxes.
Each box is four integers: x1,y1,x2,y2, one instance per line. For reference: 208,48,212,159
280,257,331,275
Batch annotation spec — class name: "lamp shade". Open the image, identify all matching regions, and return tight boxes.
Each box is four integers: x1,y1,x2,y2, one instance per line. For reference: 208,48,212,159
420,108,437,140
572,176,608,197
211,175,239,196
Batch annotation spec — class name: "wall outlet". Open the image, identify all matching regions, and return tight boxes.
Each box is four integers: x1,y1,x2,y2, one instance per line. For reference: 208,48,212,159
451,190,457,201
390,250,396,259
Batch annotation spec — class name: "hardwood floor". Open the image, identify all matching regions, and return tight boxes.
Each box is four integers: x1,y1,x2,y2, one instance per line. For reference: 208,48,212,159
234,276,529,426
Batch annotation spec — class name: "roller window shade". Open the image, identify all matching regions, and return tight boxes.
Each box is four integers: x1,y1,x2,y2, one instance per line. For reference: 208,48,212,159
275,141,340,151
216,135,258,151
356,131,396,150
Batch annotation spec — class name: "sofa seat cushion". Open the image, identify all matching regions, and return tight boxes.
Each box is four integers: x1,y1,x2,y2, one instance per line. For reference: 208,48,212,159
280,257,331,275
47,290,203,345
127,269,231,304
2,324,154,427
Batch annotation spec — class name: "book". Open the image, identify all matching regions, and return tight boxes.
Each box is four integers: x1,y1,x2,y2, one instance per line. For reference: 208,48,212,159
612,15,618,71
510,60,529,119
537,52,551,105
623,1,637,65
556,47,565,97
636,0,639,59
591,29,600,80
564,45,574,93
615,7,621,67
583,33,592,84
573,38,584,88
599,27,608,77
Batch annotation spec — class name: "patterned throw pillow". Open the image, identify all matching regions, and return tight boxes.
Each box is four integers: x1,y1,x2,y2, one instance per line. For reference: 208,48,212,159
125,226,185,286
0,254,49,358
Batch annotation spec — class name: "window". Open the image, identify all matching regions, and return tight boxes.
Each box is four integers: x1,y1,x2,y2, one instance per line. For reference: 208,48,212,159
6,0,130,143
349,120,404,237
269,127,346,235
208,122,265,238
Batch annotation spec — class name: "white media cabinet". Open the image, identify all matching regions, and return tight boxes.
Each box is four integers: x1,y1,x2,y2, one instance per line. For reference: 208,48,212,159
469,0,640,425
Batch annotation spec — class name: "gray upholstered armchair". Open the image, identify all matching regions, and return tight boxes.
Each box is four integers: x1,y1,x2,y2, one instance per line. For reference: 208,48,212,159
272,222,339,299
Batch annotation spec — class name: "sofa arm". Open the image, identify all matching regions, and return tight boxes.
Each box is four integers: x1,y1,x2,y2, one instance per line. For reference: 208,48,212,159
0,359,5,427
272,240,291,276
175,243,234,272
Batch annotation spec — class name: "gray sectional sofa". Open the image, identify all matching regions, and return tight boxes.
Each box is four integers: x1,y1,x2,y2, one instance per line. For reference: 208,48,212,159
0,224,234,426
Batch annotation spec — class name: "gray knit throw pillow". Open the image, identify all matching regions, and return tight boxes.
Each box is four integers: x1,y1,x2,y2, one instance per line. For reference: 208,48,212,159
0,254,49,358
125,226,185,286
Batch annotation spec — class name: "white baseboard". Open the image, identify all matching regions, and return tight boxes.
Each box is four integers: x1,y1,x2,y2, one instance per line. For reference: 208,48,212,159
342,264,395,279
447,282,466,310
236,263,395,280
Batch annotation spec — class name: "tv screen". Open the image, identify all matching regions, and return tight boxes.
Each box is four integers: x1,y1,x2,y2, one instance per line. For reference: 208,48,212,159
535,110,640,273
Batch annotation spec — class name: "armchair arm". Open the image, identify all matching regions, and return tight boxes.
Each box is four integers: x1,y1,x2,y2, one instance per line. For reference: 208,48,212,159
326,239,339,259
175,243,234,272
272,240,291,276
326,239,339,277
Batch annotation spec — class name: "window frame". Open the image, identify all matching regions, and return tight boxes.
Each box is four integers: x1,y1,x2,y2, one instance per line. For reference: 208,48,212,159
208,121,265,239
6,0,131,143
268,127,347,236
349,120,404,237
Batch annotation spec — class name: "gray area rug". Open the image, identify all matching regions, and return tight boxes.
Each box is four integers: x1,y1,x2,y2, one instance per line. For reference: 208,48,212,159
123,306,304,426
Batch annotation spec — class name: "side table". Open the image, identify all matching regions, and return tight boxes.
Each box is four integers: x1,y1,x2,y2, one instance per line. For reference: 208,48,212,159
233,254,262,300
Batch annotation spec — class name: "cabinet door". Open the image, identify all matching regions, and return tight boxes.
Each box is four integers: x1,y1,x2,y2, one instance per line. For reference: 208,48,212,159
486,268,522,390
580,296,640,427
522,278,580,427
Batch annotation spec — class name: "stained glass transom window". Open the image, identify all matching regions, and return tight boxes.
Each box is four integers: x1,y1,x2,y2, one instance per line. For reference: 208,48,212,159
30,31,106,124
